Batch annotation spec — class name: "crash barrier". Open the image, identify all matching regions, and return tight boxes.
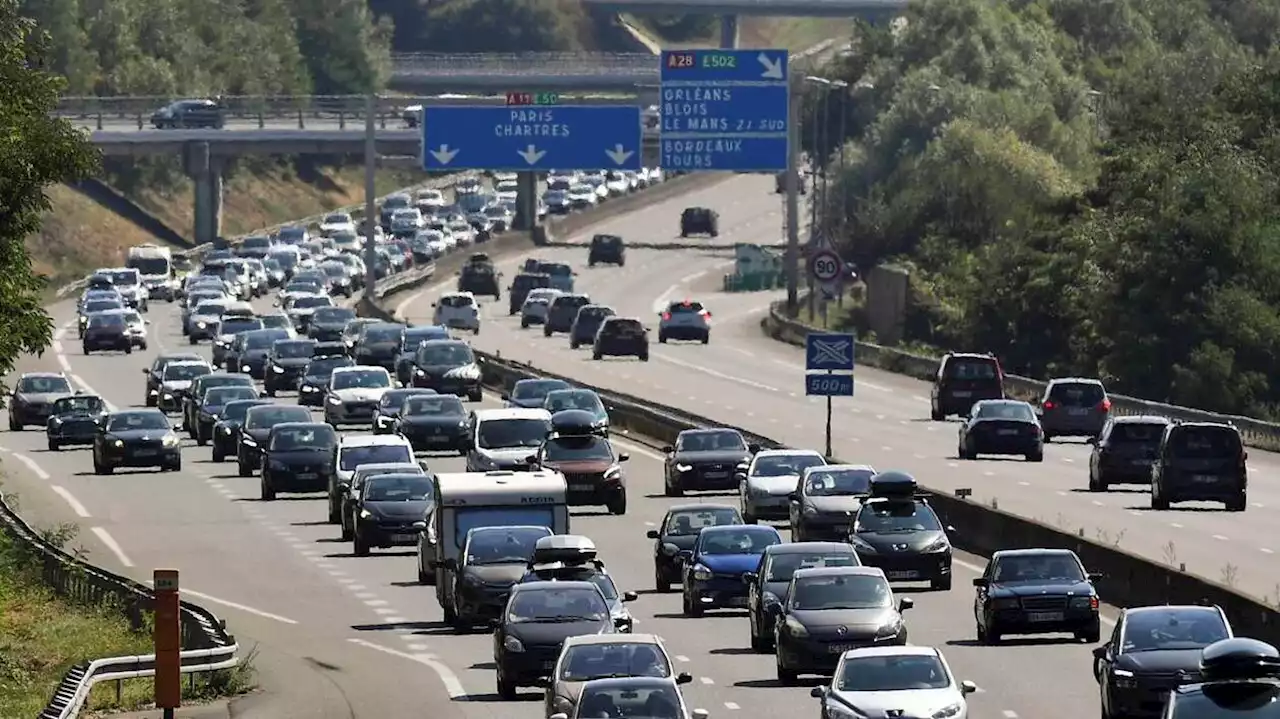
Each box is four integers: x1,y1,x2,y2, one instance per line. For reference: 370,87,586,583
0,496,239,719
723,271,785,292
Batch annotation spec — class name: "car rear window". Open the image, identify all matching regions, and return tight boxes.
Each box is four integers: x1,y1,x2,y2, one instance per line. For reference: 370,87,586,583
1169,426,1242,459
1049,382,1105,406
440,295,474,308
1110,423,1166,443
668,302,705,313
554,296,589,308
944,358,998,380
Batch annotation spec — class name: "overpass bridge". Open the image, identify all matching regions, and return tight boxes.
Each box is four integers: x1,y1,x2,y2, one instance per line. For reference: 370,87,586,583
389,53,660,92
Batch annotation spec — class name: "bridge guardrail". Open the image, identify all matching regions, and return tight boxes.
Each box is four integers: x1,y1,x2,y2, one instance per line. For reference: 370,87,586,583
391,52,657,75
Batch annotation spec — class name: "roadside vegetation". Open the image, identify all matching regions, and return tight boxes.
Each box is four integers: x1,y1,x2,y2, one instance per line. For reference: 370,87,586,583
806,0,1280,420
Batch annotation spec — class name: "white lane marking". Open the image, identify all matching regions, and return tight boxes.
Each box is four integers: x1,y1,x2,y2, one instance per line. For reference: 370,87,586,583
373,607,398,615
91,527,134,567
50,485,90,517
405,642,430,652
1170,523,1183,529
699,676,714,685
57,352,71,371
363,599,390,607
347,638,466,698
11,452,50,480
1261,548,1274,554
177,587,299,625
1002,712,1018,718
383,616,409,624
651,282,680,313
654,352,780,392
68,374,117,411
724,702,740,710
675,655,690,662
1212,534,1229,541
395,290,426,319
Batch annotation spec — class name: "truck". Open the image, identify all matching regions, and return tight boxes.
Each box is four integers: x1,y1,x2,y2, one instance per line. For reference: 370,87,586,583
125,244,176,301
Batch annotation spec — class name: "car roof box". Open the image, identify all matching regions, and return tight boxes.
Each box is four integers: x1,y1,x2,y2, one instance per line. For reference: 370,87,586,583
869,471,918,498
530,534,596,565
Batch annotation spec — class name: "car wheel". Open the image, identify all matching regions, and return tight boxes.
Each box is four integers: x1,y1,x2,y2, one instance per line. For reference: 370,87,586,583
1088,472,1108,492
638,352,649,362
664,478,683,498
8,415,20,431
775,657,797,685
543,326,552,337
592,350,602,360
1026,450,1044,462
238,460,251,477
654,564,670,593
607,491,627,516
47,439,60,452
145,394,157,407
701,332,710,345
520,317,529,328
260,479,276,501
328,497,341,524
658,332,668,344
931,576,952,591
353,532,370,557
682,589,703,617
212,448,224,463
570,339,578,349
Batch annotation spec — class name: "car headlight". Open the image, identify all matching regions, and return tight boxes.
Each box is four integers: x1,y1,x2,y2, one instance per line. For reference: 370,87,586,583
875,618,903,638
221,426,233,436
923,537,951,553
603,467,622,480
197,321,207,329
359,509,372,519
162,434,179,447
692,564,712,581
784,616,809,637
327,396,343,406
849,536,877,554
162,393,173,401
503,636,524,653
415,368,426,376
49,417,62,426
1071,595,1099,610
675,463,692,473
269,460,289,471
932,703,963,719
148,388,158,396
302,385,316,392
1112,668,1137,688
242,437,257,447
112,439,124,448
272,365,284,373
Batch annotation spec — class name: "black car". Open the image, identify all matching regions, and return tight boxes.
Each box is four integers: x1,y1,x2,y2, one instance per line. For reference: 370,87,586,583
182,373,254,435
593,317,649,361
150,98,225,129
193,385,259,445
319,262,352,297
372,388,437,434
307,306,357,343
210,399,271,463
410,340,482,401
395,326,450,386
93,410,182,474
297,355,355,406
1093,604,1233,719
1088,415,1171,492
353,322,406,372
508,272,551,315
492,580,622,700
544,294,592,337
848,472,954,591
771,567,912,683
647,503,742,593
568,305,615,349
588,234,626,267
341,463,424,539
238,404,313,476
458,262,501,299
263,339,318,396
930,352,1005,420
154,360,212,414
957,399,1044,462
396,394,470,454
788,465,876,542
504,379,572,410
440,525,551,630
259,422,339,501
8,372,75,430
339,317,381,354
743,542,861,652
82,313,133,354
1160,638,1280,719
143,353,204,407
1151,421,1248,511
973,548,1102,644
225,328,290,379
45,394,108,451
352,472,435,556
679,207,719,237
662,428,756,497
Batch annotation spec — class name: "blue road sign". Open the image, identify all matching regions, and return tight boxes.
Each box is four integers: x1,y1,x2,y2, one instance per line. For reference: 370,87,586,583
659,48,789,172
806,332,856,371
421,105,642,172
806,373,855,397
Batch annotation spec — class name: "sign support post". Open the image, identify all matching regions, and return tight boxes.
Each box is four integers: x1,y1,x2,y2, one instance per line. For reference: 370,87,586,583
153,569,181,718
805,333,856,460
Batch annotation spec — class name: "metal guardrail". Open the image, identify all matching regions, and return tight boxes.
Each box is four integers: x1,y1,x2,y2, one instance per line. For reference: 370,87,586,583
0,493,239,719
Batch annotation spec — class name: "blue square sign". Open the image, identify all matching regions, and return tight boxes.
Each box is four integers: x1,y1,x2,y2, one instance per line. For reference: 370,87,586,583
805,333,855,371
421,105,643,172
806,373,855,397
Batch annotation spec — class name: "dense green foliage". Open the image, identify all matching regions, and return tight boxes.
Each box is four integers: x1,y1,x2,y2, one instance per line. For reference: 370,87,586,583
813,0,1280,419
0,0,99,393
379,0,604,53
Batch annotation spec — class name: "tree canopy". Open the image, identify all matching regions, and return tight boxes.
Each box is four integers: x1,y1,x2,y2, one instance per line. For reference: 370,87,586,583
813,0,1280,420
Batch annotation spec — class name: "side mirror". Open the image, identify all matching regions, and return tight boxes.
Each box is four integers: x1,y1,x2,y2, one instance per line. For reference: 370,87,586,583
676,672,693,685
141,368,150,374
1092,645,1108,660
622,591,638,603
741,571,757,585
532,677,551,688
734,472,746,481
661,445,674,453
412,521,426,531
766,603,783,617
960,680,977,695
441,558,458,570
618,453,629,462
972,577,988,588
810,686,825,699
613,617,630,629
899,597,914,611
646,529,659,540
524,454,538,465
748,443,760,453
431,302,436,307
1087,572,1104,582
691,710,709,719
1087,437,1097,445
788,492,799,502
500,394,509,401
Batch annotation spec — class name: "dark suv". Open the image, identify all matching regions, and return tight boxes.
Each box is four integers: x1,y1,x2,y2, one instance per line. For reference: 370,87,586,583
679,207,719,237
457,262,500,299
1087,416,1170,492
593,317,649,361
508,272,550,315
569,305,616,349
1151,421,1247,511
930,352,1005,420
1037,378,1110,441
544,294,592,337
588,235,626,267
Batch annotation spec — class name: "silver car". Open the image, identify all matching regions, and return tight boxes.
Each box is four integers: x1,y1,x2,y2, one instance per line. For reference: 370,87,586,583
657,300,711,344
809,646,976,719
1036,377,1111,441
543,634,690,719
739,449,827,523
521,288,563,328
323,366,393,426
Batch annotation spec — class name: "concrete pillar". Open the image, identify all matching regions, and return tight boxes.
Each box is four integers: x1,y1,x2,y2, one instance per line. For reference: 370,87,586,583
513,171,539,232
719,15,739,49
183,142,223,246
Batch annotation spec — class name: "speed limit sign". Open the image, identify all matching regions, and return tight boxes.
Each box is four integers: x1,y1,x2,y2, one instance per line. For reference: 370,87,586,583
809,249,843,284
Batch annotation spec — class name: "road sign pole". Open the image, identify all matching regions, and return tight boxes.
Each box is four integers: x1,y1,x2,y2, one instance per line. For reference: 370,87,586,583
153,569,181,718
363,93,377,295
825,371,834,460
785,77,802,316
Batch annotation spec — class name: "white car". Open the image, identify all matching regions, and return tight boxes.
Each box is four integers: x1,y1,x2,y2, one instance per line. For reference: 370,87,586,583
810,646,976,719
120,309,148,349
319,212,356,236
520,288,562,328
432,292,481,333
492,171,518,183
447,222,474,245
604,171,630,197
495,179,519,203
332,231,361,255
740,448,828,523
419,230,449,257
334,434,416,499
415,189,447,211
465,407,552,471
324,366,394,426
567,184,598,209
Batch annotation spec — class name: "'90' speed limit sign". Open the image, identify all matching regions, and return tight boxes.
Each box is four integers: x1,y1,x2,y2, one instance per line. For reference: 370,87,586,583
808,249,843,283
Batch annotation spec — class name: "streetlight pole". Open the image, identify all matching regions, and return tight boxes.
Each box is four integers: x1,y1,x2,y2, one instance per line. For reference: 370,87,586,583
804,76,835,320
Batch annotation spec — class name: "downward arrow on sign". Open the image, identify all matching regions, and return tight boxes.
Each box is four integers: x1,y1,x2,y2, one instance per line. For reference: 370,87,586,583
429,144,458,165
605,144,634,166
757,52,784,80
517,145,546,165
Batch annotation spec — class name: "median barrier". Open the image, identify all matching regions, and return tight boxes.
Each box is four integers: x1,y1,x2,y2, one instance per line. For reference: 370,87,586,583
761,298,1280,453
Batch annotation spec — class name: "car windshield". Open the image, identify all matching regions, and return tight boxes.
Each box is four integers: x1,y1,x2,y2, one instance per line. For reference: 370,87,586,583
245,331,284,349
1048,382,1106,406
975,402,1035,421
293,296,332,310
1122,610,1230,652
805,468,875,497
560,643,671,681
576,684,682,719
676,430,747,452
363,474,433,502
106,270,139,286
508,587,607,623
663,508,740,536
321,265,344,278
164,364,210,381
85,300,123,313
221,401,265,422
477,418,550,449
1110,422,1167,443
340,444,412,471
53,396,105,414
273,342,314,359
269,426,336,451
402,328,448,350
699,529,780,556
306,357,352,378
1170,427,1241,459
791,574,891,610
107,413,169,432
544,390,604,416
765,552,859,582
18,376,72,394
419,344,473,365
204,387,256,405
404,396,465,417
855,501,942,533
991,554,1085,583
221,318,262,335
543,436,613,462
332,370,390,390
246,406,310,428
753,454,825,477
837,654,950,692
946,358,998,380
466,527,549,565
363,326,403,343
323,214,349,224
88,313,126,328
284,283,319,295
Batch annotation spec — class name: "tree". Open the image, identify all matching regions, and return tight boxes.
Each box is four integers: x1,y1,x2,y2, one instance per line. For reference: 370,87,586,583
0,0,100,392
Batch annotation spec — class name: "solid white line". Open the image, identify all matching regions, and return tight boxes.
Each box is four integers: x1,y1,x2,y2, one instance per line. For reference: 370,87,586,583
395,290,426,319
11,452,50,480
91,527,134,567
50,485,91,517
177,587,299,625
347,638,466,698
651,283,680,313
723,702,740,710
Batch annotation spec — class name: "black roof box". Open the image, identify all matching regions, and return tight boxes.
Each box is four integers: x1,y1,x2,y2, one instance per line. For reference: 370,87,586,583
1199,638,1280,681
550,409,602,437
869,471,918,498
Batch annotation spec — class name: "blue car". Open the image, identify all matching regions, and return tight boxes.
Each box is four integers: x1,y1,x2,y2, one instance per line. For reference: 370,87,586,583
679,524,782,616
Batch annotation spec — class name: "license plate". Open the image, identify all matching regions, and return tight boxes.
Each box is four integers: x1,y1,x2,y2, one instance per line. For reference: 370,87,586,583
951,390,972,398
428,436,451,443
997,428,1018,436
828,643,860,654
391,534,417,542
1027,611,1064,622
1069,408,1088,416
703,471,727,478
570,484,594,492
1132,459,1152,466
1195,475,1219,483
134,449,157,457
726,596,747,607
295,473,317,480
886,570,920,580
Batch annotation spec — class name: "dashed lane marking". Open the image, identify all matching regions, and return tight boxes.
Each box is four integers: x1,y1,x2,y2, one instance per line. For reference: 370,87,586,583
723,702,740,710
11,452,50,480
347,638,466,698
50,485,90,517
699,676,714,685
91,527,134,567
1212,534,1229,541
165,585,299,625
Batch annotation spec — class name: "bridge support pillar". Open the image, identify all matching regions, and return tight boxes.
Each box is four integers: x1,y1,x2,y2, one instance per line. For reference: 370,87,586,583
184,142,223,246
719,15,739,49
513,171,540,233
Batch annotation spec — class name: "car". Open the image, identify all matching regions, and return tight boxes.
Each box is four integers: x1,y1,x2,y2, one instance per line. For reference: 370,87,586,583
542,389,609,434
439,525,551,629
263,338,318,396
350,472,435,556
284,294,334,333
259,422,339,501
466,408,553,471
150,98,224,129
339,462,425,540
529,410,629,515
592,317,649,361
662,428,756,497
973,547,1102,644
679,524,782,617
193,385,259,446
1088,415,1171,492
930,352,1005,420
181,373,255,437
324,366,394,427
957,399,1044,461
647,504,741,593
352,322,406,373
210,312,264,367
743,542,861,652
504,378,572,409
225,328,290,379
78,299,124,338
117,308,149,349
542,634,688,719
8,373,75,430
1093,604,1233,719
788,464,876,541
431,292,481,334
82,312,133,354
458,260,501,299
657,300,711,344
332,434,416,513
153,360,212,413
305,306,357,343
210,399,271,463
739,448,827,523
395,325,450,386
544,294,591,337
1151,420,1248,511
236,404,312,475
538,262,575,293
143,353,205,407
775,170,807,195
568,305,615,349
1160,638,1280,719
372,387,438,434
93,410,182,474
587,235,626,267
45,394,109,451
520,288,563,328
679,207,719,237
410,339,483,401
1036,377,1111,441
809,646,976,719
492,580,623,700
848,472,954,590
550,676,708,719
297,355,355,406
185,299,231,343
510,272,552,315
771,566,913,681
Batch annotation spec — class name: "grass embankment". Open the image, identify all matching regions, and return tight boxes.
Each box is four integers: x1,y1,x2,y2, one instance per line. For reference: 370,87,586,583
0,512,253,715
627,16,853,51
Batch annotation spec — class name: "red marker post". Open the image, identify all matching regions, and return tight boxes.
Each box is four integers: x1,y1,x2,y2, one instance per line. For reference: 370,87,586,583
153,569,181,718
